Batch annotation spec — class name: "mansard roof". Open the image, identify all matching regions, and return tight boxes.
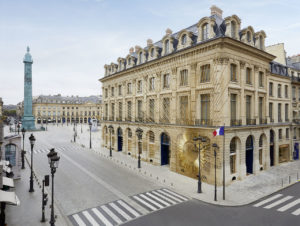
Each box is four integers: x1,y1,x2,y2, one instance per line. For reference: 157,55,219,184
32,95,102,104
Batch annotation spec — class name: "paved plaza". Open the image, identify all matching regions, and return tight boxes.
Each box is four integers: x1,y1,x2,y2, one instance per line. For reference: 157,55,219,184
2,124,299,225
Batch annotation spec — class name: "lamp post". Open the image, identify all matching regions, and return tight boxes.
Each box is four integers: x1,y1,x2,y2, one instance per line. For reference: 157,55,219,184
47,148,60,226
136,128,143,169
108,125,113,157
89,121,92,149
74,130,77,143
193,136,207,193
212,143,219,201
21,128,26,169
29,134,36,192
17,123,20,135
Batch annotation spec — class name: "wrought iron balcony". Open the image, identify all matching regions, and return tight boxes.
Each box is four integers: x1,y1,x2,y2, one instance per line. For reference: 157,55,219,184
246,118,256,125
195,119,212,126
278,118,282,122
259,118,267,124
135,117,144,123
230,119,242,126
125,117,132,122
145,117,155,123
176,118,194,126
116,117,122,122
109,117,114,121
270,118,274,123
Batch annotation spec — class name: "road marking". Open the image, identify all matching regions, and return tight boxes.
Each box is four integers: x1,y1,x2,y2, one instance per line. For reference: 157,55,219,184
163,189,188,201
140,194,164,208
151,191,177,205
109,202,131,221
101,205,123,224
292,208,300,216
253,194,283,207
92,208,113,226
72,214,86,226
156,190,182,202
83,210,99,226
146,192,170,206
277,198,300,212
264,196,293,209
117,200,140,217
133,196,157,211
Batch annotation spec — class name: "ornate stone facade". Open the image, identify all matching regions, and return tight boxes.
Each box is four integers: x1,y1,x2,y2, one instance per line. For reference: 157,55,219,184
99,6,299,185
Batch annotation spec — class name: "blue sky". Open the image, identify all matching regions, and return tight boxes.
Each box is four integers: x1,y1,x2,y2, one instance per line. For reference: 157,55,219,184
1,0,300,104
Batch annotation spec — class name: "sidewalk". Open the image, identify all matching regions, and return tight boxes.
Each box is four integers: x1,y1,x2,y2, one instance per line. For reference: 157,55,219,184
5,154,70,226
73,125,300,206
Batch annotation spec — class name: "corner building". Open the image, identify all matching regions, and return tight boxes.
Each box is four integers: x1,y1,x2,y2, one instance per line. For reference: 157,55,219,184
100,6,298,185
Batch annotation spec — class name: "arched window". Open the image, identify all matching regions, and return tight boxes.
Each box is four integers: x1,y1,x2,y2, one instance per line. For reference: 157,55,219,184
165,40,170,54
247,31,251,42
181,34,187,45
202,23,208,41
5,144,16,166
231,21,236,38
150,48,154,57
139,52,143,64
259,135,263,148
230,138,237,174
149,131,155,143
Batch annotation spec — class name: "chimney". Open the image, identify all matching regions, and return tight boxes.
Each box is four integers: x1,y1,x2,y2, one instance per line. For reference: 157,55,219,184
129,47,134,54
210,5,223,18
166,28,172,35
147,39,153,46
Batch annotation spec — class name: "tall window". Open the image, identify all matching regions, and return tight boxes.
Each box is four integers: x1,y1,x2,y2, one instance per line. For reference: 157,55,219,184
111,103,115,119
202,23,208,41
230,138,237,174
230,94,237,121
180,69,188,86
246,68,252,84
230,64,237,81
105,89,108,98
111,87,114,97
149,99,155,121
149,77,155,91
165,39,170,54
285,85,289,98
259,97,263,120
292,86,296,100
137,100,143,119
137,80,142,93
285,104,289,121
181,34,187,45
162,98,170,122
200,64,210,83
269,102,273,121
269,83,273,96
231,21,236,38
180,96,189,121
105,104,108,118
286,128,289,139
163,74,170,89
259,72,264,87
246,95,251,120
118,102,122,120
278,103,282,122
127,83,132,94
279,129,282,140
201,94,210,121
118,85,122,96
127,101,132,120
278,84,281,98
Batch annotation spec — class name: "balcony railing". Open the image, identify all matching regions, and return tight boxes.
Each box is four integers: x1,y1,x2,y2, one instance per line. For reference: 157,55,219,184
259,118,267,124
195,119,212,126
116,117,122,122
103,116,108,121
135,117,144,123
293,119,300,124
230,119,242,126
125,117,132,122
109,117,114,121
159,118,170,124
176,118,194,126
145,117,155,123
278,118,282,122
270,118,274,123
246,118,256,125
285,118,290,122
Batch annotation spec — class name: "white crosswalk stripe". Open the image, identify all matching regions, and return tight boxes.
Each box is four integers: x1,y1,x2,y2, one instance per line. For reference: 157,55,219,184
117,200,140,217
163,188,188,201
151,190,177,205
253,194,283,207
277,198,300,212
101,205,123,224
72,214,85,226
156,189,182,202
92,208,113,226
83,210,99,226
109,202,132,221
264,196,293,209
292,208,300,216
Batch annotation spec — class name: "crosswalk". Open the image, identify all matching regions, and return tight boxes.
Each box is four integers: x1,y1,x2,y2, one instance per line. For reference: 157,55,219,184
253,193,300,216
69,188,189,226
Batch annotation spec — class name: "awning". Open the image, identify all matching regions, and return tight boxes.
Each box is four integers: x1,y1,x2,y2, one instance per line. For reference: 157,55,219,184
0,190,20,206
3,176,14,187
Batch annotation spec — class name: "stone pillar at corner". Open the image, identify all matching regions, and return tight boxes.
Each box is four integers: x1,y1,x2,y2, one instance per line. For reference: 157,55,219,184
22,47,36,130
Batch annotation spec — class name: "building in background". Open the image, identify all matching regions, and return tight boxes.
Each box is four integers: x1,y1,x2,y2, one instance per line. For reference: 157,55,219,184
18,94,102,124
100,5,299,185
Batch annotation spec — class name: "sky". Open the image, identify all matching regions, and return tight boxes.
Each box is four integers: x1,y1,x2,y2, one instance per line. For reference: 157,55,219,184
1,0,300,105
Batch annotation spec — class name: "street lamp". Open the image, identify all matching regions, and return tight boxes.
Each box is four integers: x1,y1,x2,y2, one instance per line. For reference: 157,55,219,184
136,128,143,169
29,134,36,192
89,121,92,149
212,143,219,201
193,135,207,193
47,148,60,226
108,125,113,157
21,128,26,169
74,130,77,143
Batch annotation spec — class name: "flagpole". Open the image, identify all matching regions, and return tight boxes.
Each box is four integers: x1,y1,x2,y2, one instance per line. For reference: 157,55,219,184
223,123,225,200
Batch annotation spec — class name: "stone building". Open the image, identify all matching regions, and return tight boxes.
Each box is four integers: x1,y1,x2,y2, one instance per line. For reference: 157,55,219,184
100,6,299,185
18,94,102,124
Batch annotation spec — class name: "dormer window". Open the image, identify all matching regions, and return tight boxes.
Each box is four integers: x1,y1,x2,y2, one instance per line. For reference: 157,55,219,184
165,40,170,54
231,21,236,38
247,31,251,42
181,34,187,45
202,23,208,41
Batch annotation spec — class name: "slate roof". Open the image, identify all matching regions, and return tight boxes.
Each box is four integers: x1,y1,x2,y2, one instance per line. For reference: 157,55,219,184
32,95,102,104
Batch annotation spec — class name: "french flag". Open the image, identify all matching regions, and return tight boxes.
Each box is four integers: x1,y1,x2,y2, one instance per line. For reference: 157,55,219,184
213,126,225,136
